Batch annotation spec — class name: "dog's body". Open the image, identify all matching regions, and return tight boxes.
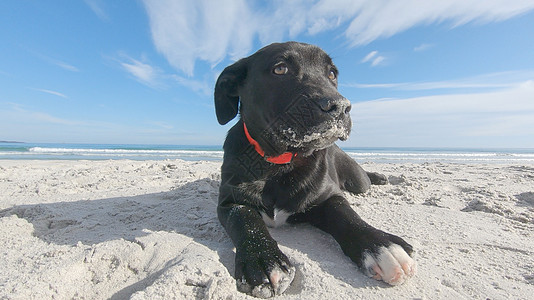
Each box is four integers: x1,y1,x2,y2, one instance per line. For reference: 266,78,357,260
215,42,416,298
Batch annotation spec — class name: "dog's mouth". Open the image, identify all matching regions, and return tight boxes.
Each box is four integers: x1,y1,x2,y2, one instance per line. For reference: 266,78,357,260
277,119,351,156
249,94,353,158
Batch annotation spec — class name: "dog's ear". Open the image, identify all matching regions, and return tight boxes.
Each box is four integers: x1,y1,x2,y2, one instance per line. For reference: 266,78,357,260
214,58,248,125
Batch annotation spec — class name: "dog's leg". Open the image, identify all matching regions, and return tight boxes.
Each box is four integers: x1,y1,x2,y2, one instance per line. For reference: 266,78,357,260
218,203,295,298
366,171,388,185
302,196,416,285
332,146,388,194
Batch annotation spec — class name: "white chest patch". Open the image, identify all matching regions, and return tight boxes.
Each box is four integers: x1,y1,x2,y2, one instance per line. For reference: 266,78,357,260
261,209,292,228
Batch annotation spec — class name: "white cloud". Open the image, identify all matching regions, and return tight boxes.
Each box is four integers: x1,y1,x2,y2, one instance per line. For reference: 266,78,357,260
371,56,385,66
142,0,257,76
141,0,534,75
147,121,174,130
172,75,212,96
0,103,138,143
29,50,80,72
361,51,377,63
341,0,534,46
343,70,534,91
54,61,80,72
120,57,161,87
84,0,109,21
30,88,68,99
349,81,534,147
361,51,386,67
5,103,78,125
117,54,215,94
0,103,217,144
414,43,434,52
347,82,403,89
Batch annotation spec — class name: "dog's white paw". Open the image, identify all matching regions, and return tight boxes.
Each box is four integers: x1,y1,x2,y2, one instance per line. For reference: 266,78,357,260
237,265,295,298
362,244,416,285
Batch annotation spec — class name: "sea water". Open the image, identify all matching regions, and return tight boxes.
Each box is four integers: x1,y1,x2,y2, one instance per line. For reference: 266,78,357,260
1,142,533,164
0,143,223,161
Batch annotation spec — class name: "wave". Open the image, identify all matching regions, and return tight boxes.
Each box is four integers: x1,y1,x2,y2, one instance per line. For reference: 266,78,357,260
28,147,223,156
1,144,533,163
345,151,534,162
0,146,224,161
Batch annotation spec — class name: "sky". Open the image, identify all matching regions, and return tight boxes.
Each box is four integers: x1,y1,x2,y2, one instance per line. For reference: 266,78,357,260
1,0,534,148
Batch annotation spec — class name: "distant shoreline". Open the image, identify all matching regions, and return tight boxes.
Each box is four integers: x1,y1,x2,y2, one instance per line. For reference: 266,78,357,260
0,141,24,143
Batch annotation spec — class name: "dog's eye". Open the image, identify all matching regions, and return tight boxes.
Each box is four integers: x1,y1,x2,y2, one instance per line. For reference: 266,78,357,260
328,70,337,81
273,64,288,75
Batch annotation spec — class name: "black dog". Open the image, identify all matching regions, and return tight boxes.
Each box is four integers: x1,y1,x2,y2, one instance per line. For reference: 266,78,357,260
215,42,416,298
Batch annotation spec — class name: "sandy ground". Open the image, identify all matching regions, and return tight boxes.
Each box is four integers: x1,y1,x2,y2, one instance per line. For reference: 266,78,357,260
1,159,533,299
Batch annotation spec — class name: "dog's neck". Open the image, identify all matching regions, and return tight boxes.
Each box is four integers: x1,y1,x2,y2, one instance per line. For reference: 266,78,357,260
243,123,296,164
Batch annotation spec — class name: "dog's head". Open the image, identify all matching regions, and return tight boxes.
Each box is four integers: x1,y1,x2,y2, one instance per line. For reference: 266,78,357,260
215,42,351,157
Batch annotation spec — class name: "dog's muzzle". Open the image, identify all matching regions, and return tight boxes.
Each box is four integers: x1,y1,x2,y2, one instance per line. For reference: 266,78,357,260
317,97,352,117
276,96,352,154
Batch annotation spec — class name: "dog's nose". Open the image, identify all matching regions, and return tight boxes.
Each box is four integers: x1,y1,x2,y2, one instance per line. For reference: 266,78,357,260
318,97,352,116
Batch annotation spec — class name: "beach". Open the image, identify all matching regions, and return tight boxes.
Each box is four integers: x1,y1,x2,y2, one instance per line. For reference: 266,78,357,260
1,159,533,299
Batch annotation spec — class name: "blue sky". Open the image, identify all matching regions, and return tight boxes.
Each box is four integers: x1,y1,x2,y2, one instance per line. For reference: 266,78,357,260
1,0,534,148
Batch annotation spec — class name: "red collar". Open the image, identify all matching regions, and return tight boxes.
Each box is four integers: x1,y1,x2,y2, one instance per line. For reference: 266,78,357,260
243,123,296,164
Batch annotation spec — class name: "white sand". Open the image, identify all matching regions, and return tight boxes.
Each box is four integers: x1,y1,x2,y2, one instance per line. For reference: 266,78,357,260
1,159,533,299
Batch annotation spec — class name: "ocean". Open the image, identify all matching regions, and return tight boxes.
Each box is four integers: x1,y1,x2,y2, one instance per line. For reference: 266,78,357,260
1,142,534,164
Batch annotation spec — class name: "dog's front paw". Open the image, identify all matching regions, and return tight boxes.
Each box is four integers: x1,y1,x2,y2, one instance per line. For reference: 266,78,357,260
355,230,416,285
362,243,416,285
235,247,295,298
